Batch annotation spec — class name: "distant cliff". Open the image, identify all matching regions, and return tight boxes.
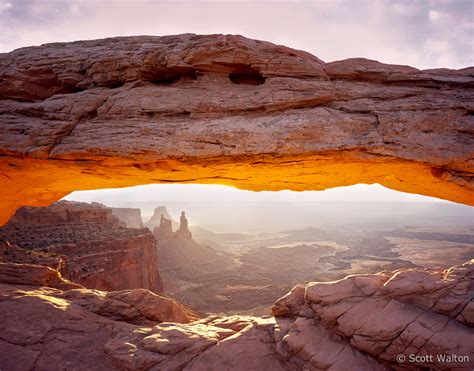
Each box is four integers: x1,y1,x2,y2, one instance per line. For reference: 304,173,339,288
0,201,163,293
110,207,143,228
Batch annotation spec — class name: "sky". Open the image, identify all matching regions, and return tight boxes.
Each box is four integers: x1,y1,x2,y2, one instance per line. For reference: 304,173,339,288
64,183,448,205
0,0,473,69
3,0,473,204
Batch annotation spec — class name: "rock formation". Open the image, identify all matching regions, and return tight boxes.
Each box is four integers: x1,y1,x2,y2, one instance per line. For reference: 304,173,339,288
155,214,174,240
271,260,474,370
0,33,473,369
0,261,83,291
110,207,143,228
152,212,233,302
0,34,473,225
153,211,192,240
176,211,193,239
0,256,472,370
1,240,67,272
144,206,178,231
0,201,163,293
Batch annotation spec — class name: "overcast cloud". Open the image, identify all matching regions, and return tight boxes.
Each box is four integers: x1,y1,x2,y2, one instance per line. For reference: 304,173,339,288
0,0,473,69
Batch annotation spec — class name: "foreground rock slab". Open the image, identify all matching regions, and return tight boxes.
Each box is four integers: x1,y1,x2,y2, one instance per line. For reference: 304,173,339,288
0,258,473,370
273,260,474,370
1,34,473,225
0,275,283,370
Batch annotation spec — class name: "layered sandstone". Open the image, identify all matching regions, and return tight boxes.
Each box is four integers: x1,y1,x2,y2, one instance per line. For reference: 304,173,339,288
0,240,67,272
0,257,472,370
0,262,281,370
0,262,82,291
272,260,474,370
0,201,163,292
0,34,473,225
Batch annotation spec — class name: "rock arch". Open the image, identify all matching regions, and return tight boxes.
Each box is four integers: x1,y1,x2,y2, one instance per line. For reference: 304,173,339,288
0,34,473,225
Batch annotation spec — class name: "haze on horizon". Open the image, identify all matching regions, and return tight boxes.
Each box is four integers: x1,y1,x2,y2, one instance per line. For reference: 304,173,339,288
63,184,473,233
65,183,448,204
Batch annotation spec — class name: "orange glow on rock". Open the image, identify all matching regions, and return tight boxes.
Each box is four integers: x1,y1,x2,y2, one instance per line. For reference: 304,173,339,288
1,152,472,226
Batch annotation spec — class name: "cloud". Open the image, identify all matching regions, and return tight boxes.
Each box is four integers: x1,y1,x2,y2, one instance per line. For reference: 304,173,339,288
0,0,472,69
0,1,12,12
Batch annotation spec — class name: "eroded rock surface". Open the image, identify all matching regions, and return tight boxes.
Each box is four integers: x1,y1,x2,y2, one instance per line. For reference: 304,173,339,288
0,263,282,370
0,261,82,291
0,256,472,370
0,34,473,225
272,260,474,370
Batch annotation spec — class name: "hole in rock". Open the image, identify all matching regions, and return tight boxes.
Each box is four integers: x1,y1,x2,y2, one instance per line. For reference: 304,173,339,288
213,62,266,85
146,68,198,86
2,183,472,317
151,75,182,85
229,71,266,85
107,81,125,89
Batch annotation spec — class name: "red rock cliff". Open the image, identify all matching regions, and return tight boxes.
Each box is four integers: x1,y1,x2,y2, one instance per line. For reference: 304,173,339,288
0,201,163,292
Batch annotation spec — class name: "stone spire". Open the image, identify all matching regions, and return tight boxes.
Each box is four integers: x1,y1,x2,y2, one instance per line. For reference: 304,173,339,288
154,214,173,239
176,211,192,239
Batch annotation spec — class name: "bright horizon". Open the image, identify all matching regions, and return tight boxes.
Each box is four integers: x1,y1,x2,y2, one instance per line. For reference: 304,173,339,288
64,183,449,206
64,183,472,233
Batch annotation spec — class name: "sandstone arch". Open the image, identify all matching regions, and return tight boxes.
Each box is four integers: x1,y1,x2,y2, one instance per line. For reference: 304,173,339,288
0,34,473,225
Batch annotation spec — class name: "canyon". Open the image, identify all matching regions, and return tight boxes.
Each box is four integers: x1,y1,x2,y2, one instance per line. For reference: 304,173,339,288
143,205,474,316
0,34,473,370
0,201,163,293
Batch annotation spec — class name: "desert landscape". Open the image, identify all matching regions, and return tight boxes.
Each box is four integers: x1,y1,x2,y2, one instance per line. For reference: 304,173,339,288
0,197,473,370
0,1,473,370
3,200,472,319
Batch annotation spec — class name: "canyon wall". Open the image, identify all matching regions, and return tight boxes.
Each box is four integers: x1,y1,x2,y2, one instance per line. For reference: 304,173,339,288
0,34,473,225
0,201,163,292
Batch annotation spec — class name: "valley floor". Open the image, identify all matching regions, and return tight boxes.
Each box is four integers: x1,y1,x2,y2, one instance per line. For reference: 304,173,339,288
163,225,474,316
